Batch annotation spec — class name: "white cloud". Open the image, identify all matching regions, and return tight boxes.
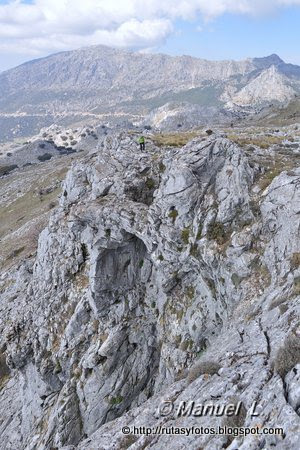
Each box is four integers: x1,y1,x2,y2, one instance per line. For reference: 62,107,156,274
0,0,299,56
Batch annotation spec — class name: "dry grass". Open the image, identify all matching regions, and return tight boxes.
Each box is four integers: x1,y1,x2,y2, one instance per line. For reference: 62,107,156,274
258,167,283,190
0,161,73,270
0,352,10,389
290,253,300,269
73,273,90,290
187,361,221,383
151,131,203,147
274,333,300,378
227,133,286,149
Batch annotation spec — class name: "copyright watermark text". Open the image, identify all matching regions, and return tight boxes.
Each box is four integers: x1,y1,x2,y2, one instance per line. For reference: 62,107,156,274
158,400,261,418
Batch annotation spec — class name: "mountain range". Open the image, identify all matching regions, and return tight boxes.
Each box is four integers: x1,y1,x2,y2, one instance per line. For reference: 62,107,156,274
0,45,299,141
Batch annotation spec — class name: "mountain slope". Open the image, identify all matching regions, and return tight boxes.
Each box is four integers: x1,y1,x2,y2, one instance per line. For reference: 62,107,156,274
0,46,299,141
0,47,299,113
230,65,297,106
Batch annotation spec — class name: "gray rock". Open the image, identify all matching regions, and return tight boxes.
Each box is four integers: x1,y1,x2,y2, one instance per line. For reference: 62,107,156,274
0,132,299,449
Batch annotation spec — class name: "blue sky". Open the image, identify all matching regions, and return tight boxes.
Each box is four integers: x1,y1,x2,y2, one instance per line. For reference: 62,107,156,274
160,9,300,64
0,0,299,72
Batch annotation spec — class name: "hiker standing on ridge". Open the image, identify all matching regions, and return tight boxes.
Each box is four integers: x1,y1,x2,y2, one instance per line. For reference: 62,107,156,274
138,135,145,151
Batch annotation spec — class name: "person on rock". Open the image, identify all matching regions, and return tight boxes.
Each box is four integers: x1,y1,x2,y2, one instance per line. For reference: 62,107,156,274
138,135,145,151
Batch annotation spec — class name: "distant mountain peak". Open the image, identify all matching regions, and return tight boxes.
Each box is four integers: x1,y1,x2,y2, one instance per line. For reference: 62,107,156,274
252,54,284,69
230,64,296,106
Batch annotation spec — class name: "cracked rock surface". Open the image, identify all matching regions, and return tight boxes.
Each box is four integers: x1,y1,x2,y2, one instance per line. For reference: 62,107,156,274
0,132,299,449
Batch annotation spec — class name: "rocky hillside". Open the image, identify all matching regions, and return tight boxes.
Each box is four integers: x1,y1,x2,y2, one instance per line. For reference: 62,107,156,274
228,65,297,106
0,47,299,141
0,128,299,449
136,101,241,130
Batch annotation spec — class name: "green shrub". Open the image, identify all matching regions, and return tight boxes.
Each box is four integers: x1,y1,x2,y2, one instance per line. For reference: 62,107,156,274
110,395,123,405
168,209,178,223
38,153,53,162
190,243,198,257
0,165,18,176
196,225,203,240
186,286,195,300
159,162,166,173
207,221,227,245
181,227,190,245
145,178,155,189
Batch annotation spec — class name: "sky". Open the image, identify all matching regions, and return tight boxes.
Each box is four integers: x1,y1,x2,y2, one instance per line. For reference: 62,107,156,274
0,0,299,72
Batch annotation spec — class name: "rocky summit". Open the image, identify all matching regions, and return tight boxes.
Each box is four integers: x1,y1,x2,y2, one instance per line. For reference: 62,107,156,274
0,127,299,449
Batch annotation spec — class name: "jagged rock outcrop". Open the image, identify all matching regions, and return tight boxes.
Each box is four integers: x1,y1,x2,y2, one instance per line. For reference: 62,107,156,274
0,132,299,449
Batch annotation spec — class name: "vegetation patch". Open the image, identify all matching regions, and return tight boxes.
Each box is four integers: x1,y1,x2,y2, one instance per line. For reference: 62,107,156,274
187,361,221,383
196,225,203,240
0,352,10,389
38,153,53,162
168,208,178,223
222,397,247,445
145,177,156,190
273,333,300,378
268,295,288,311
227,134,285,149
74,273,89,290
181,227,190,245
180,338,194,351
110,395,123,406
290,253,300,269
293,276,300,296
152,131,201,148
158,161,166,173
7,246,25,260
0,164,18,176
258,167,283,191
207,221,228,245
0,163,70,270
119,435,138,449
189,243,199,257
185,285,195,300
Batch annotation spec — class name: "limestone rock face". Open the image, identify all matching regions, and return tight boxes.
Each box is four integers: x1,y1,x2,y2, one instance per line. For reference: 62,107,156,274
138,101,237,130
230,65,296,106
0,133,299,449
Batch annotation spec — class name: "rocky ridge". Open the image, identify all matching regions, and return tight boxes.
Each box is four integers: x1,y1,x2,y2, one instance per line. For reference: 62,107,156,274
1,47,300,141
0,131,299,449
228,65,297,106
